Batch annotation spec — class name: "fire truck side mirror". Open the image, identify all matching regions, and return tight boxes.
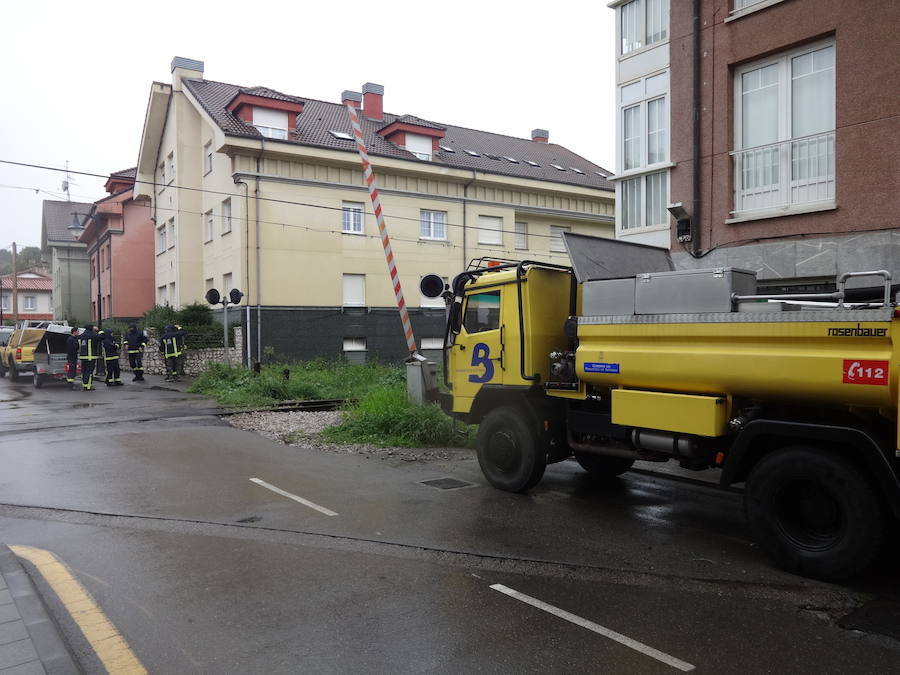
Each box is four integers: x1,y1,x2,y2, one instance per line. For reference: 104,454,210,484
420,274,446,298
229,288,244,305
205,288,221,305
449,302,463,335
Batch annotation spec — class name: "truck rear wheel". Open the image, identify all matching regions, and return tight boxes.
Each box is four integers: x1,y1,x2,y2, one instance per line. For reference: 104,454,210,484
574,452,634,479
744,446,883,580
33,372,43,388
477,406,546,493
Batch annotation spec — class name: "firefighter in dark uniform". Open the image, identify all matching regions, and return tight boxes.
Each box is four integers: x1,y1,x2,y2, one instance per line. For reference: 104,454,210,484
125,324,148,381
160,325,184,382
77,324,103,391
174,324,187,377
65,327,80,390
101,330,123,386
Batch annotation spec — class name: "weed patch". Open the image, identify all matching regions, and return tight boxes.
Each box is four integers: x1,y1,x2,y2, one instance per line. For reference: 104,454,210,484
323,386,475,448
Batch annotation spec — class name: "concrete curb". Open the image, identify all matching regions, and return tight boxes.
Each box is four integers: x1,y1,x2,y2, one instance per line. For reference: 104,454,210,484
0,546,79,675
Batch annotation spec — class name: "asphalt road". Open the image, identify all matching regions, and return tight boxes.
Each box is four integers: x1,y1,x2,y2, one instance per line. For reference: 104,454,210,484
1,374,898,673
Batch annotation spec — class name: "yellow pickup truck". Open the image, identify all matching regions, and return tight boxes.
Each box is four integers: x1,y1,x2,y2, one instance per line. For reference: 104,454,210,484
0,320,72,381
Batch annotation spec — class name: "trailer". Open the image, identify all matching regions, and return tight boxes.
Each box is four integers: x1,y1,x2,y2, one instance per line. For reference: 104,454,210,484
428,234,900,580
32,324,80,388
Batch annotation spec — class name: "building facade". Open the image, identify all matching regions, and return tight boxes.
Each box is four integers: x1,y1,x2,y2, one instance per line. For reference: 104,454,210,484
77,168,155,323
135,58,615,362
0,272,53,321
667,0,900,291
40,200,92,323
609,0,672,248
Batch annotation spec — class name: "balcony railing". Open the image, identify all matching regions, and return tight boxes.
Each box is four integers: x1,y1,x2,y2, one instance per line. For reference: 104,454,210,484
731,131,835,216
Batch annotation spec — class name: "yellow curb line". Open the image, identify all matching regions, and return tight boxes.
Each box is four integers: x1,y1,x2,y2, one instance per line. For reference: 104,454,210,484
10,545,147,675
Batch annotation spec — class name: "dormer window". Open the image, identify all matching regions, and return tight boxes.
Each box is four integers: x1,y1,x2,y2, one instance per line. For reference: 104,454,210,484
253,108,289,139
405,134,433,161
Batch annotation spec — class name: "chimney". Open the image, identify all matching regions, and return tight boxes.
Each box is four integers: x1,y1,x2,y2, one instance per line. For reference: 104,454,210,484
531,128,549,143
362,82,384,121
171,56,204,92
342,90,362,109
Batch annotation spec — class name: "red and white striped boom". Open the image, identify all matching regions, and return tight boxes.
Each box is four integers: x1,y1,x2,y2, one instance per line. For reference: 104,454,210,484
345,103,417,354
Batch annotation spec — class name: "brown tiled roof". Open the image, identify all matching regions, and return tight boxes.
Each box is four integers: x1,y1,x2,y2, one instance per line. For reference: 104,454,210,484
0,273,53,292
239,86,304,104
185,79,613,192
384,115,446,131
42,200,94,245
110,167,137,178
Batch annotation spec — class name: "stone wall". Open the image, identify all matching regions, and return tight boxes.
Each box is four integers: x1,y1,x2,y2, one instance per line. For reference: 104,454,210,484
119,327,243,376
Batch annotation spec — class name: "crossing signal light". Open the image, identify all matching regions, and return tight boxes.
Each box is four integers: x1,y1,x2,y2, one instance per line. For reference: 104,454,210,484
205,288,221,305
229,289,244,305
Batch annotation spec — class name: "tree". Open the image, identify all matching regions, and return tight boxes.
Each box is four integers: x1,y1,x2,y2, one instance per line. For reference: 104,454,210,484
0,247,44,275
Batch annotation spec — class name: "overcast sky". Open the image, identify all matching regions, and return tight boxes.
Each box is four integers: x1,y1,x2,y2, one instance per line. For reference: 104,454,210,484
0,0,615,250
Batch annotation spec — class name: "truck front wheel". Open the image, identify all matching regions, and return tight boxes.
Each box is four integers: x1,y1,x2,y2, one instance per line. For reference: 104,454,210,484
477,406,546,493
744,446,883,580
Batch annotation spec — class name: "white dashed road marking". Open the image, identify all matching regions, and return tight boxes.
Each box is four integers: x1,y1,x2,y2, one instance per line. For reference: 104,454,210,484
490,583,695,672
249,477,339,516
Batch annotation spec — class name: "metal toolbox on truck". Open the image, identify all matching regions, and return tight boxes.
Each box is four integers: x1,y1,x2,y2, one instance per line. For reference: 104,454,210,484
634,267,757,314
582,278,636,316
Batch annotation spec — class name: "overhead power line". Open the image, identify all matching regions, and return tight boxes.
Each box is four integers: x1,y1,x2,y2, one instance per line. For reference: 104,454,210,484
0,159,611,243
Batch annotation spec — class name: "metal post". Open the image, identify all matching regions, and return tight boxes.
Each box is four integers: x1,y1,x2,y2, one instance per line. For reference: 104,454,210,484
222,300,231,364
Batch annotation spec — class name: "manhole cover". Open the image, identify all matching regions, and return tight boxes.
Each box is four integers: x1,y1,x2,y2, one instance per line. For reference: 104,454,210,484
419,478,474,490
838,601,900,640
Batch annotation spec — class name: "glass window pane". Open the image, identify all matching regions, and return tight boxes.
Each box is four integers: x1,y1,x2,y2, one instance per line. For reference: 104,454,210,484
645,172,667,226
647,97,666,164
623,105,641,170
621,0,642,54
741,64,779,148
550,225,570,253
515,222,528,250
478,215,502,245
646,0,668,45
620,81,643,105
792,46,834,138
463,291,501,333
621,177,641,230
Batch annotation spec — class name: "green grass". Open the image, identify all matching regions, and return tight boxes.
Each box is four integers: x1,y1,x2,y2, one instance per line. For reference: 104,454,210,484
323,386,476,448
188,360,405,408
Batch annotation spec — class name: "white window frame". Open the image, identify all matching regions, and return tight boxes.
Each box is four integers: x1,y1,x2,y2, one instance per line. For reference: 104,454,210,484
731,39,836,219
205,210,214,243
619,72,669,173
204,141,213,175
620,170,670,232
156,224,167,254
23,295,36,311
253,107,289,140
405,134,433,161
167,218,176,249
342,201,364,234
549,225,570,253
619,0,669,56
223,273,233,294
514,222,528,250
477,215,502,246
157,285,167,306
205,278,214,292
343,337,367,352
342,274,366,307
420,210,447,240
222,198,232,234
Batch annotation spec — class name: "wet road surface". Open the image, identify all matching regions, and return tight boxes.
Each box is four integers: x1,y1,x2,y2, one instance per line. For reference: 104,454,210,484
1,374,898,673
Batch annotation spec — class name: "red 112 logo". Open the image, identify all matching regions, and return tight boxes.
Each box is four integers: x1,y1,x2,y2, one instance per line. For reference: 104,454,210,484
842,360,889,386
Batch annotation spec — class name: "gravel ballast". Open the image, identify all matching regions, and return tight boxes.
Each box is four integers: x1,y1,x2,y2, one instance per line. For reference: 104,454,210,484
226,410,473,463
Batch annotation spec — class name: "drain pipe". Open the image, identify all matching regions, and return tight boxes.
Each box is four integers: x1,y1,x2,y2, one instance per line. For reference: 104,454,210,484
255,138,265,365
691,0,702,255
234,176,250,366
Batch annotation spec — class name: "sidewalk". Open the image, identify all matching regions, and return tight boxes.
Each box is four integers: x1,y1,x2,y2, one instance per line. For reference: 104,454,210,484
0,547,77,675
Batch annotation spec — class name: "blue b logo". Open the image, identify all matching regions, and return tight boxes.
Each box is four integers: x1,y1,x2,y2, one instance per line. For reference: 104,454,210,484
468,342,494,383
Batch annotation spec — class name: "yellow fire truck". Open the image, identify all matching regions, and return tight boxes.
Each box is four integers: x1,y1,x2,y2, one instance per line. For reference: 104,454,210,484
428,234,900,580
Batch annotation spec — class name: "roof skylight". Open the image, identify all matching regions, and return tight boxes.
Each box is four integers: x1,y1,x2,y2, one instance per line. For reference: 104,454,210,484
594,171,609,178
329,130,354,140
464,150,480,156
570,167,585,174
439,145,455,152
484,153,501,160
525,160,540,167
504,157,519,163
550,164,566,171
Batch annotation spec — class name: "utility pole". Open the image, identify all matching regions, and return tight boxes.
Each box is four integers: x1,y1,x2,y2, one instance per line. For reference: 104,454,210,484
11,242,18,322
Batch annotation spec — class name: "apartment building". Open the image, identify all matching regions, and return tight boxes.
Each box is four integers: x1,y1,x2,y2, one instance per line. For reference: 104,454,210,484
76,168,155,323
666,0,900,292
135,58,615,362
609,0,671,249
